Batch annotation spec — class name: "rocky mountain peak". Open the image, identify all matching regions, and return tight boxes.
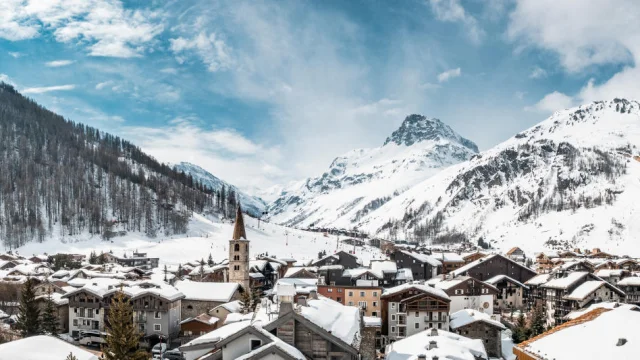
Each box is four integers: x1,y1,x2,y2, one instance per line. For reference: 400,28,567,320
383,114,479,152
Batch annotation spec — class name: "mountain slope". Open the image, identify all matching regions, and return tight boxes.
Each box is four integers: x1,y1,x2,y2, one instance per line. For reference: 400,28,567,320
266,114,478,229
361,99,640,255
0,83,239,249
173,162,267,217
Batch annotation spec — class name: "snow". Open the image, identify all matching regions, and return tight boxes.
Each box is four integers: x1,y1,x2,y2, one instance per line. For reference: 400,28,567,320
385,328,487,360
451,254,501,277
216,300,242,313
484,275,529,289
617,276,640,286
564,280,607,300
183,320,252,347
520,306,640,360
382,282,450,301
35,292,69,306
299,297,361,347
12,214,384,271
370,260,397,274
363,316,381,327
273,278,318,295
449,309,505,330
525,273,552,286
0,335,99,360
563,302,638,320
501,330,516,360
399,250,442,267
542,272,589,289
595,269,627,277
234,325,306,360
283,266,317,278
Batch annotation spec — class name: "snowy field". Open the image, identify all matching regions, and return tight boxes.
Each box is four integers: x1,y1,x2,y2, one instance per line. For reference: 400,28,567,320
11,214,385,267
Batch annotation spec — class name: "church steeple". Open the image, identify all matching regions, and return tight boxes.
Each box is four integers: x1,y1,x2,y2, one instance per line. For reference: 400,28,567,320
232,205,247,240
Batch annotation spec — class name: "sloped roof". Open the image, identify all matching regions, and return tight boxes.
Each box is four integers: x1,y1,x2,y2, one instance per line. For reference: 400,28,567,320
175,280,239,302
542,272,589,290
0,335,99,360
449,309,505,330
232,206,247,240
385,328,487,360
382,282,450,301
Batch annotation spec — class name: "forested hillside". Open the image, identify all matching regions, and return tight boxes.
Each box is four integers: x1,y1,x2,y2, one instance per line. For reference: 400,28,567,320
0,83,239,249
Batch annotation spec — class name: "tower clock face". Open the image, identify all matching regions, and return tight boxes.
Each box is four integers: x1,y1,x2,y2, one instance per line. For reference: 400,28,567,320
483,302,489,309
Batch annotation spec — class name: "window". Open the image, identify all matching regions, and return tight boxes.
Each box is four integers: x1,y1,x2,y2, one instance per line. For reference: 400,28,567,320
187,305,193,310
391,302,396,308
154,311,161,319
234,244,240,251
455,289,463,295
154,324,161,332
348,291,353,296
391,326,396,333
73,319,78,326
438,323,442,329
251,339,262,350
415,312,419,317
391,315,396,321
372,312,378,316
348,301,354,306
234,265,240,271
358,301,367,309
373,291,378,297
79,308,86,317
360,291,365,297
184,330,192,336
328,288,333,292
87,309,94,318
234,255,240,261
415,323,419,329
373,301,378,307
337,297,342,302
338,288,343,293
96,309,99,315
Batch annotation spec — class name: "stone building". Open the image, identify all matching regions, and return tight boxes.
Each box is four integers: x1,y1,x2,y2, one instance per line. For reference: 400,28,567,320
174,280,241,320
229,206,250,292
449,309,505,358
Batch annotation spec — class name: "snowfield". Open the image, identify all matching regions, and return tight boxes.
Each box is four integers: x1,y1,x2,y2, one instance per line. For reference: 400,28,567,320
11,213,384,267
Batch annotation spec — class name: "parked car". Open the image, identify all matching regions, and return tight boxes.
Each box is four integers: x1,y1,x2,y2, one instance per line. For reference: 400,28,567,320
162,349,185,360
152,342,167,359
78,330,108,347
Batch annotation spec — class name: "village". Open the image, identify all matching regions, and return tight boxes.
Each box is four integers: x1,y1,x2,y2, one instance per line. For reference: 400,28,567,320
0,207,638,360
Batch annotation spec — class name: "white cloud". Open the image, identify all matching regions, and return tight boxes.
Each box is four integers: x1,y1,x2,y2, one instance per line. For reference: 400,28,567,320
8,51,22,58
437,68,461,82
429,0,484,44
0,74,15,86
45,60,75,67
95,80,114,90
160,67,178,74
529,66,547,79
419,82,441,90
524,91,574,113
169,32,233,72
0,0,164,58
22,84,76,94
123,118,284,189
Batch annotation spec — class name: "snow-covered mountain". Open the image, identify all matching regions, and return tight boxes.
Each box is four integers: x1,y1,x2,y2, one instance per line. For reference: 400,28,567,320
174,162,267,217
359,99,640,255
266,114,479,229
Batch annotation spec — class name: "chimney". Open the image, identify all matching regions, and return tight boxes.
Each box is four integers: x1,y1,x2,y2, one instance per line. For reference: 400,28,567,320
432,357,439,360
297,296,307,307
574,248,581,254
428,341,437,350
309,290,318,300
430,328,438,337
417,355,426,360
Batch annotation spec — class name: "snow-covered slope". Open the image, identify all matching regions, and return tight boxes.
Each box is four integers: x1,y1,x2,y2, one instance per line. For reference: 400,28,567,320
174,162,267,216
14,212,384,267
361,99,640,255
266,114,479,229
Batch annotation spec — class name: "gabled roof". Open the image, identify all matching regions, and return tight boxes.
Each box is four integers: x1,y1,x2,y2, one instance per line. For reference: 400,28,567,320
542,272,589,290
0,335,99,360
451,253,536,277
381,282,450,302
180,313,219,326
175,280,239,302
484,274,529,289
506,247,523,255
385,328,487,360
563,280,625,301
398,250,441,267
449,309,505,330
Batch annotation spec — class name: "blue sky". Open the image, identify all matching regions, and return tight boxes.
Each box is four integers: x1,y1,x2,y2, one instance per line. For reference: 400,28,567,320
0,0,637,190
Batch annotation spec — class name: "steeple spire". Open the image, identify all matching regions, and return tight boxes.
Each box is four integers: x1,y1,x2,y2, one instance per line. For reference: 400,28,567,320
232,205,247,240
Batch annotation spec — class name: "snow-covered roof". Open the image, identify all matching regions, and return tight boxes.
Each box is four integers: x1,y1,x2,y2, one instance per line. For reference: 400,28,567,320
395,268,413,281
382,282,450,301
225,312,254,325
274,278,318,295
542,272,589,290
519,307,640,360
283,266,317,278
0,335,99,360
385,328,487,360
525,273,552,286
180,313,219,326
431,252,465,263
400,250,441,266
214,300,242,313
617,276,640,286
183,320,252,347
563,302,639,321
564,281,621,301
299,297,362,347
235,326,306,360
449,309,505,330
363,316,381,327
595,269,627,278
35,292,69,306
342,268,381,279
175,280,239,302
484,274,529,289
318,264,344,271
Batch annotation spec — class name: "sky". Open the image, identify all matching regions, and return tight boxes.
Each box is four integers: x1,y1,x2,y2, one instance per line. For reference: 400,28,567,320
0,0,637,192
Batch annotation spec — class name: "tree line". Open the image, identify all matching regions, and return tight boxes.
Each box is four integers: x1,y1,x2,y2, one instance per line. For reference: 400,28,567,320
0,83,239,249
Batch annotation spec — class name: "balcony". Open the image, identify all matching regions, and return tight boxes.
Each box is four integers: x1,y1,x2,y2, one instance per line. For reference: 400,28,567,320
397,315,407,326
136,315,147,323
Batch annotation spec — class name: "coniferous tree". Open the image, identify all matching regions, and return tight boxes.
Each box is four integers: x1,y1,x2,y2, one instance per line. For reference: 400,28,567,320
529,302,546,337
101,290,148,360
66,353,78,360
41,290,59,335
163,265,168,282
512,312,528,344
207,253,214,267
16,277,40,337
176,264,183,279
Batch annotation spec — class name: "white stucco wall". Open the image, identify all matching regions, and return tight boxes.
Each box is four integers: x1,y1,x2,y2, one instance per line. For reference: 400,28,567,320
449,295,494,314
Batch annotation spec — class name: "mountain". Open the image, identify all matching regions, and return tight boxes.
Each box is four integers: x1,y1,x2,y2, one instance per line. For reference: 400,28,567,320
266,114,479,229
0,83,240,249
359,99,640,255
173,162,267,217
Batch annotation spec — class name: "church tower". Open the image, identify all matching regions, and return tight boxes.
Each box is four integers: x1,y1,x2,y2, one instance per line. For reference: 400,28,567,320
229,206,250,292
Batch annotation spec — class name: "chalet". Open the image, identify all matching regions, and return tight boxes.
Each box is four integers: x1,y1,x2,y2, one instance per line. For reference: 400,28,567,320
256,256,289,280
34,280,69,297
381,283,451,343
505,247,526,263
317,265,344,286
594,269,629,285
209,300,242,324
554,259,595,273
250,260,278,290
337,268,383,287
451,253,537,284
617,277,640,304
431,252,465,274
540,271,625,326
311,250,361,269
384,328,487,360
449,309,505,358
391,250,441,281
587,248,616,259
35,292,69,333
616,258,640,271
283,267,318,279
428,276,498,315
180,313,220,342
557,250,584,259
535,252,559,273
525,273,552,308
175,280,241,321
317,285,383,317
461,251,488,264
514,306,640,360
103,252,159,270
484,275,529,311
